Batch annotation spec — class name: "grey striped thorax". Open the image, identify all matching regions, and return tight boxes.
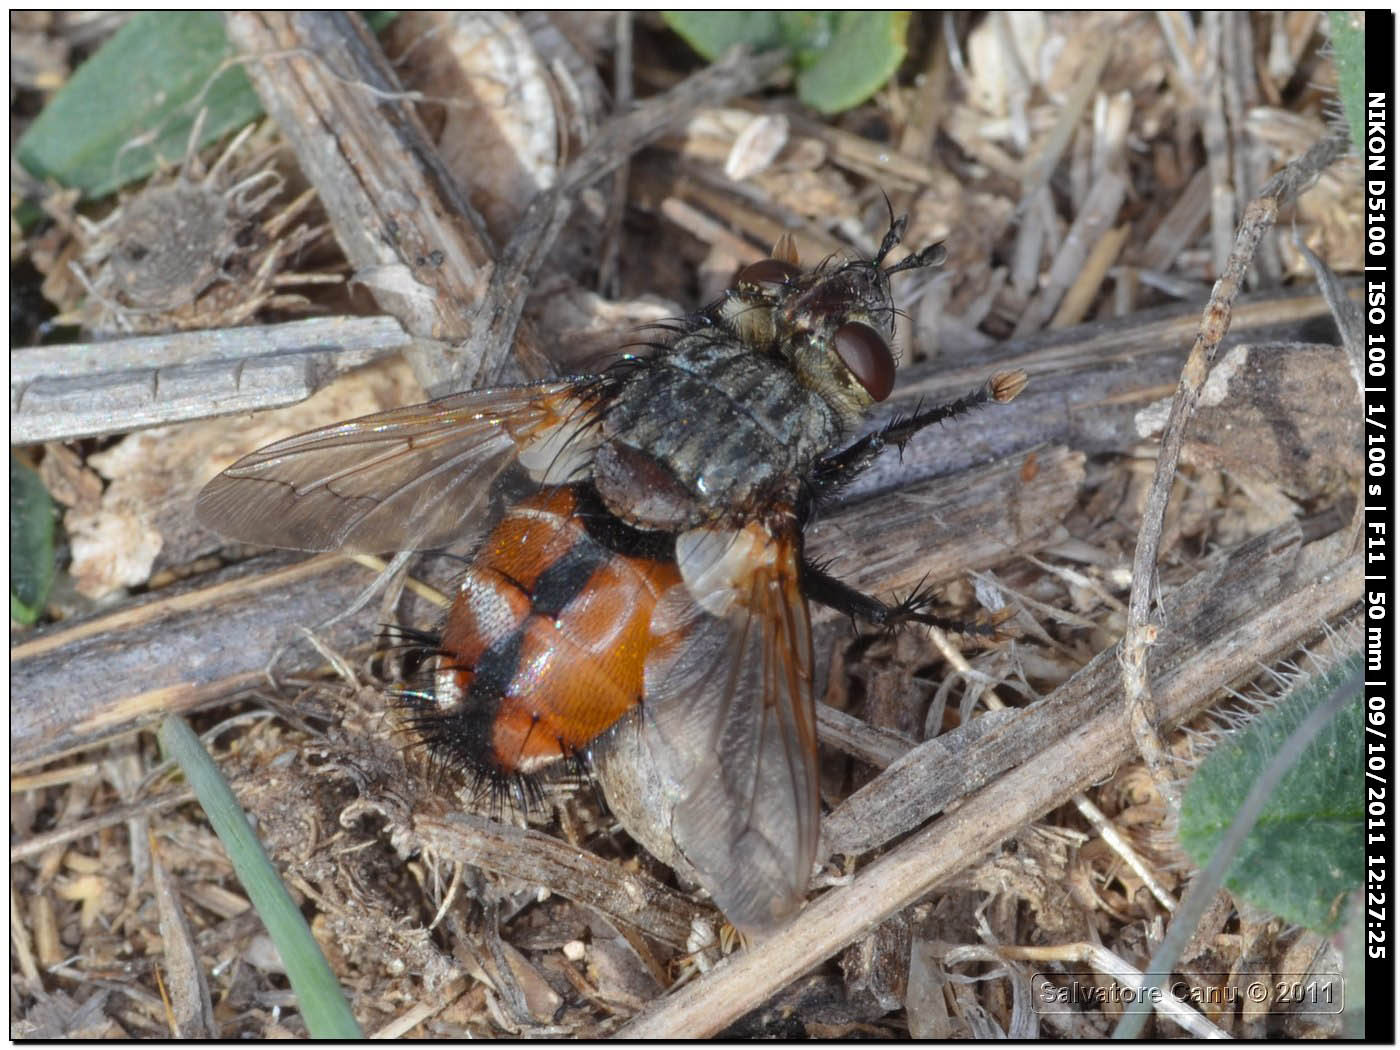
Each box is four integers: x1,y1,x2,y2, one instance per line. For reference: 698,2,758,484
594,336,845,530
588,249,903,533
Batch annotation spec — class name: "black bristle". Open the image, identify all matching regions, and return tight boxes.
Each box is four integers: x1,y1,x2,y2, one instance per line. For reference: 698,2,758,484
388,675,584,821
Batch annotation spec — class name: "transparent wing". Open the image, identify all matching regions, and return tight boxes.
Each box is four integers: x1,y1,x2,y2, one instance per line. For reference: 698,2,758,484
196,382,599,552
640,520,819,933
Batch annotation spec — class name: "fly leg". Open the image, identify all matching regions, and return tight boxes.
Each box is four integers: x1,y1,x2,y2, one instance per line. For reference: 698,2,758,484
801,368,1027,637
800,560,1006,639
809,370,1027,500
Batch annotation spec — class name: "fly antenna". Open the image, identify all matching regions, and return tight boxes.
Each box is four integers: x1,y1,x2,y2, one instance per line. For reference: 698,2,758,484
874,199,907,266
884,241,947,276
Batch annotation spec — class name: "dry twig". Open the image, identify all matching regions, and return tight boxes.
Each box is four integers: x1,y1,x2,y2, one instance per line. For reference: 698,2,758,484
1120,128,1351,799
222,11,497,394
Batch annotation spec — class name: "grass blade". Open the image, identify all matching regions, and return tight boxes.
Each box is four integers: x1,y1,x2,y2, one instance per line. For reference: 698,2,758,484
158,715,362,1039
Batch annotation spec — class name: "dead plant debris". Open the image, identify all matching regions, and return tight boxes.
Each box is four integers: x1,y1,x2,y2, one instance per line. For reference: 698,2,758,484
11,11,1360,1039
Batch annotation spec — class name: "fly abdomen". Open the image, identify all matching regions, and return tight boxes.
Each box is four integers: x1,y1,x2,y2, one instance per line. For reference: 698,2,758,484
409,485,682,785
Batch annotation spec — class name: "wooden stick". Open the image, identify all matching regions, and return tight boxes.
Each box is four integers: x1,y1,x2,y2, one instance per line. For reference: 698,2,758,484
11,315,408,444
820,514,1334,860
223,12,497,395
460,44,787,389
1120,129,1351,798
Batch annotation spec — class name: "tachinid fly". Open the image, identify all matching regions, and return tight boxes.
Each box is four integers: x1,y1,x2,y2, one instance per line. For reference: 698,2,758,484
196,216,1027,932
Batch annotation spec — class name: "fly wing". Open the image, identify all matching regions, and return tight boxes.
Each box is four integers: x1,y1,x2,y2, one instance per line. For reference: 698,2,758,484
195,382,601,552
640,519,819,933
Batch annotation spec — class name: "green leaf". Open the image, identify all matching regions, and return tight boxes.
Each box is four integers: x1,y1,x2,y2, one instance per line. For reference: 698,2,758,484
10,455,57,625
663,10,909,115
1179,651,1364,933
1328,12,1366,155
14,12,263,200
795,12,910,115
158,716,363,1038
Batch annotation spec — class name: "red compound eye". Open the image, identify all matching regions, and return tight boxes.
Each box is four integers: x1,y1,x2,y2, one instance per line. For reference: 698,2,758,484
734,257,802,288
833,321,895,401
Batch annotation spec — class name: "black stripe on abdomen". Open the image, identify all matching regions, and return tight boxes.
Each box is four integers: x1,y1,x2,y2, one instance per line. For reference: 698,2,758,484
463,529,607,708
528,535,609,618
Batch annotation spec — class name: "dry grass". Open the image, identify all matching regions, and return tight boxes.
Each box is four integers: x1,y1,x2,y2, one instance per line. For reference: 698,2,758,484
11,11,1361,1039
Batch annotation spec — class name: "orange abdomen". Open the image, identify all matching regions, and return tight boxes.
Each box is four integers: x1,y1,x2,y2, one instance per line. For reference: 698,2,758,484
430,485,682,776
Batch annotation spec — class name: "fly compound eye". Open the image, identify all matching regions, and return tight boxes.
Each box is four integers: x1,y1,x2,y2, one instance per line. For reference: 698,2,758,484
833,321,895,401
734,257,802,289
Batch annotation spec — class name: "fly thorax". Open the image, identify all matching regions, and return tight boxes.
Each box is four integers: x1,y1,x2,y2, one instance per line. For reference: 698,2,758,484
593,438,705,532
589,338,850,532
718,291,779,347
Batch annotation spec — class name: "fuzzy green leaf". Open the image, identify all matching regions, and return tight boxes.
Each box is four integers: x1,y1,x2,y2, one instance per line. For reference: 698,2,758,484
663,10,909,114
14,12,263,200
1328,12,1366,155
10,455,57,625
1179,651,1364,932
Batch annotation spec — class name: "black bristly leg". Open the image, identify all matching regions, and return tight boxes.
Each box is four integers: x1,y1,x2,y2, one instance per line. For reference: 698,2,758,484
810,370,1027,499
801,559,891,626
800,560,1000,637
801,368,1028,639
